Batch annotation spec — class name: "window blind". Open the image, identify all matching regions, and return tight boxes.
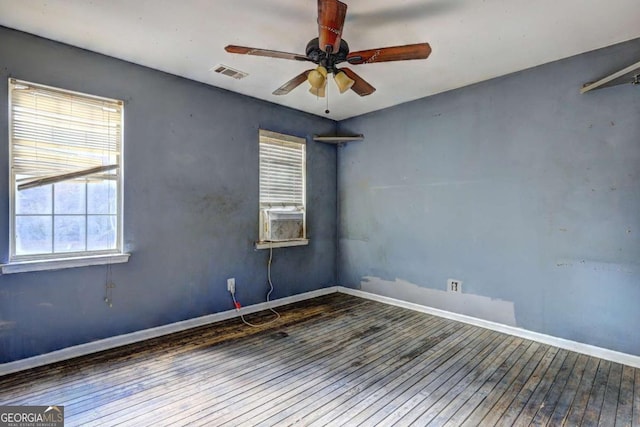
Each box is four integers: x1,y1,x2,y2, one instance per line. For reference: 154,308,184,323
259,130,305,207
9,79,122,189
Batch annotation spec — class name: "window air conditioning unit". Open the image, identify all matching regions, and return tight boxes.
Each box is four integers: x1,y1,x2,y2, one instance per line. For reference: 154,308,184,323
261,209,304,241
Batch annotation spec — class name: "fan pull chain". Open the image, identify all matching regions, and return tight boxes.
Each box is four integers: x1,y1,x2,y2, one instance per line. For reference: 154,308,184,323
325,81,330,114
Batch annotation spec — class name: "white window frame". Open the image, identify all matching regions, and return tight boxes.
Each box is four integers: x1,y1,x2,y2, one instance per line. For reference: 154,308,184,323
1,79,129,274
256,130,308,250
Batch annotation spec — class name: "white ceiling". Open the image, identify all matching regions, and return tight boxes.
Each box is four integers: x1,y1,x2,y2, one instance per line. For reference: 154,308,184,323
0,0,638,120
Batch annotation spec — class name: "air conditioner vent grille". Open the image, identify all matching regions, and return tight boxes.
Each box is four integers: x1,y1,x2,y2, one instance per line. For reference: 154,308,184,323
212,65,248,80
261,209,304,242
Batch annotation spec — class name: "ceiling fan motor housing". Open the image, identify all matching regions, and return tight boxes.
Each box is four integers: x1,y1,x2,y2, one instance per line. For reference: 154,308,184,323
306,37,350,73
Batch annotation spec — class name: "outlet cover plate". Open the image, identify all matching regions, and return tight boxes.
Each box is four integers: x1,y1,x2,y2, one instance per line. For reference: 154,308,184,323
447,279,462,293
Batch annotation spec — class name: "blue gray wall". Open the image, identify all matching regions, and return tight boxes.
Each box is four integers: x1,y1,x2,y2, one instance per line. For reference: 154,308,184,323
1,25,638,364
338,38,640,356
0,27,337,363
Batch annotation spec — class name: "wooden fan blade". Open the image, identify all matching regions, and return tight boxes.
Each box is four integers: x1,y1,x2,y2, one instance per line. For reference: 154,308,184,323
347,43,432,64
317,0,347,53
272,70,313,95
341,68,376,96
225,45,309,62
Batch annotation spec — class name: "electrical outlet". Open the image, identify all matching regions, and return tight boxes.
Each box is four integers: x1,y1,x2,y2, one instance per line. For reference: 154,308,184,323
447,279,462,293
227,278,235,294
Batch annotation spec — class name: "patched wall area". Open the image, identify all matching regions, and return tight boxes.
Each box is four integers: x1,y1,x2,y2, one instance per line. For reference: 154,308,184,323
361,276,517,326
337,38,640,356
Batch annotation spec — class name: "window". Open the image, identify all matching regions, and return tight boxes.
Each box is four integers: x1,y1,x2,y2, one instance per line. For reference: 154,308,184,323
3,78,128,273
258,130,307,249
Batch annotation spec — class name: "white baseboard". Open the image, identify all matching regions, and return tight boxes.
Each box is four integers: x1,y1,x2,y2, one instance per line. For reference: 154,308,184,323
4,284,638,376
0,286,339,376
337,286,640,369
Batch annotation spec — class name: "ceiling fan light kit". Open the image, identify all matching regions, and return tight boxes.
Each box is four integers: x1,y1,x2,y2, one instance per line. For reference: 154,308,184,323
308,65,328,89
334,70,355,93
309,83,327,98
224,0,431,110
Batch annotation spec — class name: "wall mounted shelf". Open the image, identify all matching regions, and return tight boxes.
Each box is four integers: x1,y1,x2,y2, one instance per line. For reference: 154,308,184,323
313,134,364,145
581,60,640,93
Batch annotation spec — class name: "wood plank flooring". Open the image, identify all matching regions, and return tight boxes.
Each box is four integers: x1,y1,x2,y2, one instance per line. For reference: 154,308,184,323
0,293,638,426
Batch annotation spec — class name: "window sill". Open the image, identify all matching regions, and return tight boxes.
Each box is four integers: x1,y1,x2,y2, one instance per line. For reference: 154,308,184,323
255,239,309,250
1,253,131,274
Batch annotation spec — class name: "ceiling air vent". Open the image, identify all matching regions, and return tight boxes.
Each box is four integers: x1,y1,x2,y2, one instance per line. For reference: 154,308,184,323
212,65,248,80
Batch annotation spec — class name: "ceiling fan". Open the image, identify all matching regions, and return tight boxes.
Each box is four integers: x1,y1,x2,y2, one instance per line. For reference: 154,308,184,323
224,0,432,100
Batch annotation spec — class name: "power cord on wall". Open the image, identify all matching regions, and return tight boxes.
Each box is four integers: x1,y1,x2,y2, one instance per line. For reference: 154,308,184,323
104,264,116,308
230,246,280,327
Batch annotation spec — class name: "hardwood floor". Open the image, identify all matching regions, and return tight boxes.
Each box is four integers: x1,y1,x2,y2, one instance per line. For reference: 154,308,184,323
0,293,638,426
